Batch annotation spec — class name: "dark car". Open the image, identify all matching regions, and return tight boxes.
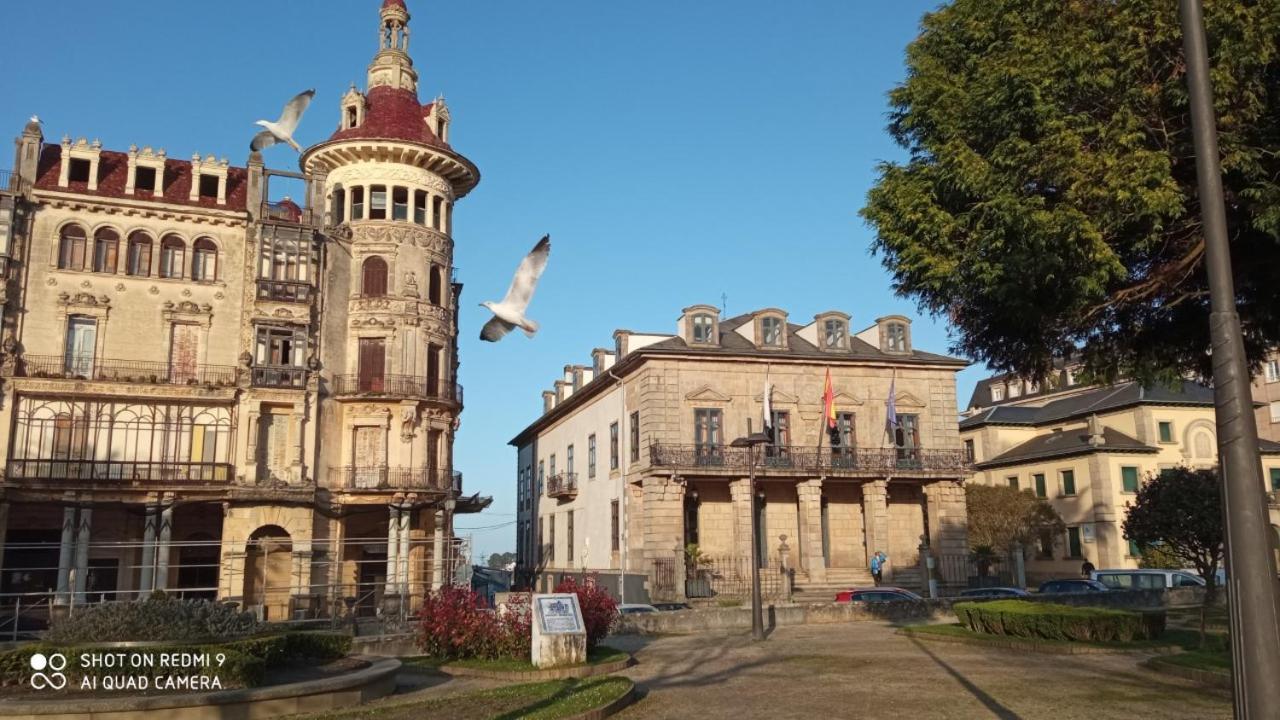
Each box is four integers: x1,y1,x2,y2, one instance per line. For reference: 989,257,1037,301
1038,579,1109,594
957,587,1031,599
835,587,923,603
653,602,692,612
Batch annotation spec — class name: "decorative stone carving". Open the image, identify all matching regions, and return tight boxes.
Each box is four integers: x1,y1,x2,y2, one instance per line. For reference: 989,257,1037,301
58,292,110,308
214,291,226,300
400,405,419,442
239,351,254,368
115,283,126,292
272,308,295,318
79,280,92,289
404,271,419,298
45,278,56,287
306,354,322,371
148,286,159,295
181,289,192,297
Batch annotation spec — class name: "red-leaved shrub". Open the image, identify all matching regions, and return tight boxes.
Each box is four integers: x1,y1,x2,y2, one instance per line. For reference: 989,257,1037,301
554,575,618,648
415,586,531,660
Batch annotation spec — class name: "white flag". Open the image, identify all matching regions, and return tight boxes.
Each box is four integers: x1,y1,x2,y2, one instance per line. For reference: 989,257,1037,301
763,375,773,435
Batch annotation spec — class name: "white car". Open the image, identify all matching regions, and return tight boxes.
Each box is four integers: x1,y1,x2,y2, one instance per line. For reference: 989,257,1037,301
1091,569,1205,589
617,603,659,615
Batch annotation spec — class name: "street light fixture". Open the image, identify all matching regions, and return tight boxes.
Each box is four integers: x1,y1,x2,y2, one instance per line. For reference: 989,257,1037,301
730,432,771,641
1177,1,1280,716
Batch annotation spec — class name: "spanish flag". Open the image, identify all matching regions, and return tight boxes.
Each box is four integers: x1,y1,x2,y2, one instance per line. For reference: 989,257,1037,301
823,368,836,429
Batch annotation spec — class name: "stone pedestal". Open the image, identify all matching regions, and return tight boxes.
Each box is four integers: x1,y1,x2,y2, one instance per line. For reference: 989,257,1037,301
531,593,586,669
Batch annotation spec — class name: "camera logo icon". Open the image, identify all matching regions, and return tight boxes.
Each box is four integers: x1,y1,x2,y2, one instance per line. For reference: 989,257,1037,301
29,653,67,690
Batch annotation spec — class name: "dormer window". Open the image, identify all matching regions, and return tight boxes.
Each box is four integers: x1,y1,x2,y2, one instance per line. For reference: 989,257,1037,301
347,107,359,128
885,322,908,352
135,166,157,194
68,159,91,184
991,385,1005,402
692,314,715,344
823,319,846,350
1007,382,1021,399
198,175,218,199
761,316,783,347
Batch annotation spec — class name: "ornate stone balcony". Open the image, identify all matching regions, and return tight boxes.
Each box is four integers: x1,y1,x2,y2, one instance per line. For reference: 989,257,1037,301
546,472,578,500
648,444,971,478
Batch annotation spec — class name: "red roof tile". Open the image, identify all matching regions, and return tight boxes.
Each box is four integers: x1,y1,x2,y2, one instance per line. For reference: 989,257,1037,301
382,0,407,9
327,85,448,150
33,144,249,212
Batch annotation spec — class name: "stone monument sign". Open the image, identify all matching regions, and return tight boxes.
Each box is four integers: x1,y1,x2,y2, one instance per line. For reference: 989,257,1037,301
531,593,587,668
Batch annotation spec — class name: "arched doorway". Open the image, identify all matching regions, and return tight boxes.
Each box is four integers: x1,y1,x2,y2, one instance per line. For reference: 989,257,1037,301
243,525,292,622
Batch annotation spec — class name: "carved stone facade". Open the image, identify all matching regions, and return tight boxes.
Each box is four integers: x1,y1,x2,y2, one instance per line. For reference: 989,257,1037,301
0,1,487,621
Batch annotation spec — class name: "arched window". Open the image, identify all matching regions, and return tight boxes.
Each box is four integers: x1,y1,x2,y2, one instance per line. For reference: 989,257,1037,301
692,314,715,344
362,256,388,297
428,264,443,305
159,235,185,279
192,238,218,281
126,232,153,276
92,228,119,273
57,224,87,270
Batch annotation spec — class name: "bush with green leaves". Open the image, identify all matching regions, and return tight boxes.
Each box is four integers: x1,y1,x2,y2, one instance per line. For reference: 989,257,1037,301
954,600,1165,643
46,593,261,643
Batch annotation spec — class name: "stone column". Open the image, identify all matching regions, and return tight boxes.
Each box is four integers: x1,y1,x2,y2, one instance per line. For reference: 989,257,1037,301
640,476,687,600
923,481,968,586
384,505,400,595
55,506,76,604
796,479,826,583
862,480,889,571
397,505,411,595
431,509,445,591
729,478,754,563
155,504,173,591
72,507,92,604
138,504,157,597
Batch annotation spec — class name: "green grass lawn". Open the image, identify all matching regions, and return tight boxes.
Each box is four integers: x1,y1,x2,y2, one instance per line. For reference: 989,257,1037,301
903,623,1200,651
301,677,632,720
402,645,629,673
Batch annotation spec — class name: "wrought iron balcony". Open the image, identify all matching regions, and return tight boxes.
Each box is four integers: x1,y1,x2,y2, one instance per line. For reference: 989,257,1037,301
546,472,578,499
0,170,29,194
21,355,238,387
7,459,233,485
260,200,318,226
256,279,314,303
332,374,461,403
251,365,307,389
331,466,453,491
648,443,972,476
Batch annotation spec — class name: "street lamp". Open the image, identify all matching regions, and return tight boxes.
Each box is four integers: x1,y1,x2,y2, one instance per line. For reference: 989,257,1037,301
1177,1,1280,715
730,432,771,641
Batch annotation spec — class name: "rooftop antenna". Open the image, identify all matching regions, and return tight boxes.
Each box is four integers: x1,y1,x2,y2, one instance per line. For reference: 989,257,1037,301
721,292,727,313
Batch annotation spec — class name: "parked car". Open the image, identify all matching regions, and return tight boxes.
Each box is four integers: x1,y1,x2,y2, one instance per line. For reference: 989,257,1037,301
1091,569,1205,590
956,587,1030,599
653,602,693,612
1038,578,1110,594
618,603,659,615
1182,567,1227,586
835,587,923,603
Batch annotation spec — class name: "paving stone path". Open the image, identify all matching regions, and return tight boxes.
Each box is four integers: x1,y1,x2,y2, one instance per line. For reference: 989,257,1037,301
606,622,1231,720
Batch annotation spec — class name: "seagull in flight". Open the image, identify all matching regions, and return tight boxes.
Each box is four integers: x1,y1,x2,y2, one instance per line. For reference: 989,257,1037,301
480,235,551,342
250,89,315,153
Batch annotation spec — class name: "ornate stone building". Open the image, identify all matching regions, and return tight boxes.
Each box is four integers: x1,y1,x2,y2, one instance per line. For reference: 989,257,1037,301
0,0,487,622
511,305,971,600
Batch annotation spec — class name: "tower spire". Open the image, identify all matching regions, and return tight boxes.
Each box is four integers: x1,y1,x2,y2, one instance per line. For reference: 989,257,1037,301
369,0,417,93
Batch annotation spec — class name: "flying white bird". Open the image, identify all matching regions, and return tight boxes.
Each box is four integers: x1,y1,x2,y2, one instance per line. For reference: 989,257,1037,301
479,235,551,342
250,89,315,153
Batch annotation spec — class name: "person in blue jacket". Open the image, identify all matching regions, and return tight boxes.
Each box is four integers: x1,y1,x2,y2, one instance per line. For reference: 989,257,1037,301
870,551,887,586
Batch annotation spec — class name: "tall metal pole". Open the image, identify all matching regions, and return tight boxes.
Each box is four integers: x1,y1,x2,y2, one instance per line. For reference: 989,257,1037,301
1177,2,1280,716
748,446,765,641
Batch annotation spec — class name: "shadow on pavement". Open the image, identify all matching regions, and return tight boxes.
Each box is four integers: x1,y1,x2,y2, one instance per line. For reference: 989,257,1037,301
906,636,1023,720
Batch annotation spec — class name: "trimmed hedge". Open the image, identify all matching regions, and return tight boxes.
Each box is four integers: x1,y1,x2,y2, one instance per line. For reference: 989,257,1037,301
46,594,261,644
953,600,1165,643
0,631,350,690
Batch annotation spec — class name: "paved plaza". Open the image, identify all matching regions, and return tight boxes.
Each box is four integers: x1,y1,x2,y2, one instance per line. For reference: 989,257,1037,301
606,622,1230,720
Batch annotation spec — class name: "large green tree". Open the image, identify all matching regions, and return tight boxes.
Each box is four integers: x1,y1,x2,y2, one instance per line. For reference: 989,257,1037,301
862,0,1280,382
966,483,1065,559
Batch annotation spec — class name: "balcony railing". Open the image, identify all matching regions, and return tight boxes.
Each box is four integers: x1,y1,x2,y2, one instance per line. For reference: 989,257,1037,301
0,170,29,194
260,201,319,226
331,466,453,491
21,355,238,387
256,279,313,303
649,444,971,475
546,472,578,499
7,459,233,485
251,365,307,389
332,375,461,403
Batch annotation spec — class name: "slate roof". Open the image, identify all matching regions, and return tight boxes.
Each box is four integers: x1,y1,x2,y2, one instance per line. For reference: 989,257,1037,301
966,355,1080,410
33,145,249,212
960,380,1218,430
976,427,1158,469
633,313,968,367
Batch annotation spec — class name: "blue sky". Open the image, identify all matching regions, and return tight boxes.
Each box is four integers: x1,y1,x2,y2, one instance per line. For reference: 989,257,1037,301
0,0,988,558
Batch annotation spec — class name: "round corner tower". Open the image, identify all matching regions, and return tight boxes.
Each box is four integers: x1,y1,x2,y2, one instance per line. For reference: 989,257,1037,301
301,0,479,602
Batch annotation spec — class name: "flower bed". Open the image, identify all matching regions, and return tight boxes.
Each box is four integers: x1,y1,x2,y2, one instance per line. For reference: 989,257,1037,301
953,600,1165,643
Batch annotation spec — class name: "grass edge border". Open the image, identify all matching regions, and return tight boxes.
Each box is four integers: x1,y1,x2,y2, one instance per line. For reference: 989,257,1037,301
897,626,1180,655
438,653,633,681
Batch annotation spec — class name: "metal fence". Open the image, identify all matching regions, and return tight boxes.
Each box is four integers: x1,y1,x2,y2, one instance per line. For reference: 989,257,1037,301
22,355,239,387
332,375,462,403
936,552,1013,588
650,443,971,475
683,554,790,599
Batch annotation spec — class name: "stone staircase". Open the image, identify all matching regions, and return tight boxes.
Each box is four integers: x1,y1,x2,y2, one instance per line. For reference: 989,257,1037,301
791,567,877,603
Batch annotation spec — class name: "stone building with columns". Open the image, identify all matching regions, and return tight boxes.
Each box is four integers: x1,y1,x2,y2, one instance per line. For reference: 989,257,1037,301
0,0,487,623
511,305,971,600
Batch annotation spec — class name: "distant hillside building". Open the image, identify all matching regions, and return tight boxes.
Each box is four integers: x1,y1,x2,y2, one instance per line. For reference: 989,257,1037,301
962,367,1280,581
510,306,971,600
0,0,488,621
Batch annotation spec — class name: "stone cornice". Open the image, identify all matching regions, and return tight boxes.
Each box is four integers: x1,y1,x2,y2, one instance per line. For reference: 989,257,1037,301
33,190,249,228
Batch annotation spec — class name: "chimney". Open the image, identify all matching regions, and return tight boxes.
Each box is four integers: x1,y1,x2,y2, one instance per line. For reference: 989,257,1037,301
1087,415,1106,447
581,366,595,385
555,379,568,403
613,330,632,359
592,348,615,373
542,390,556,414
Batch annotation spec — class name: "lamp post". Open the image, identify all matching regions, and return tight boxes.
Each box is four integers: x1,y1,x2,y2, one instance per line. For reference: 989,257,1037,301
731,432,771,641
1177,1,1280,715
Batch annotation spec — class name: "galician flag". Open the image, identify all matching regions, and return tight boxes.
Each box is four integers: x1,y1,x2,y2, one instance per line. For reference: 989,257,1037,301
885,373,898,437
822,368,836,430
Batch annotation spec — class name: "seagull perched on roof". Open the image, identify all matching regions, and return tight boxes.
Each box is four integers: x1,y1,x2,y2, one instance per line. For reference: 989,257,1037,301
479,235,551,342
250,89,315,153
